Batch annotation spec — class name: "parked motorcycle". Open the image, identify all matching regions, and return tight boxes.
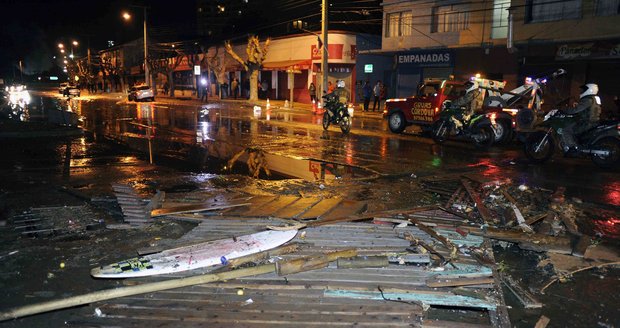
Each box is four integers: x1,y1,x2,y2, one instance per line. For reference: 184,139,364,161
523,109,620,168
431,103,496,149
322,94,352,134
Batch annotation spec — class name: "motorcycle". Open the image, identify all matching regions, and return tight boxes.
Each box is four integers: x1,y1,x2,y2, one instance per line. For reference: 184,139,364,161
322,94,352,134
431,103,496,149
523,109,620,168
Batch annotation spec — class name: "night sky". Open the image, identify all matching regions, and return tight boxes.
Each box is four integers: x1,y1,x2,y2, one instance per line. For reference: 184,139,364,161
0,0,381,79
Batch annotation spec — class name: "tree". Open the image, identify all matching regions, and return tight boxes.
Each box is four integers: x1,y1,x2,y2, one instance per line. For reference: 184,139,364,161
149,51,183,97
225,36,270,101
205,47,227,99
75,57,97,90
100,51,126,93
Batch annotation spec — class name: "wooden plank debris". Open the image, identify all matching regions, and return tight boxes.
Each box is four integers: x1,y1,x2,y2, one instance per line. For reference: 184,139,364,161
318,200,368,221
0,250,356,322
298,197,342,220
426,276,495,288
324,288,497,310
250,196,300,217
482,228,573,254
408,217,459,259
500,274,543,309
112,183,150,225
534,315,551,328
337,256,389,269
461,178,494,223
272,197,322,218
150,203,250,217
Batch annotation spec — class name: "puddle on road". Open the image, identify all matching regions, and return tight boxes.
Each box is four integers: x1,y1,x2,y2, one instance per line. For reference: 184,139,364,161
34,95,377,182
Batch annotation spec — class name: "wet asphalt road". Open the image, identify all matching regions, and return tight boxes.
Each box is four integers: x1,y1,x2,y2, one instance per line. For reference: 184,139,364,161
28,91,616,209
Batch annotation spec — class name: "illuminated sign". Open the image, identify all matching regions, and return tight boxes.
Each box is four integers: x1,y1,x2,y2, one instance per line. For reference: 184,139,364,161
49,76,59,81
364,64,373,73
398,50,454,67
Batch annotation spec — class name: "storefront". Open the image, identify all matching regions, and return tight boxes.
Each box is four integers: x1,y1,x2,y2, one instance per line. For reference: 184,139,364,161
221,31,366,104
519,40,620,113
393,49,454,98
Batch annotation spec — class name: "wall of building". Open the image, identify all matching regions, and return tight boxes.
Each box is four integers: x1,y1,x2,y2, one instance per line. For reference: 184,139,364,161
511,0,620,43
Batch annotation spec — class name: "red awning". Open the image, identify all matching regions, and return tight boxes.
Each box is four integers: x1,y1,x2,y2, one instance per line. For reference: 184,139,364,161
262,59,311,70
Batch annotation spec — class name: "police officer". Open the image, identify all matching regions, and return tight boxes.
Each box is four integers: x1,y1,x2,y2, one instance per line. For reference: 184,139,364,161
561,83,601,154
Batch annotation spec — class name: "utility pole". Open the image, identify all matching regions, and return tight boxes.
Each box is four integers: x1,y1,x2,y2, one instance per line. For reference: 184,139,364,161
19,60,23,83
143,6,150,88
321,0,328,102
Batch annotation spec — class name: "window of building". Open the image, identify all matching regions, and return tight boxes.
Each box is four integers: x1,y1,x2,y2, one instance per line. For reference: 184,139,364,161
491,0,510,39
431,4,470,33
525,0,581,23
385,11,413,37
595,0,620,16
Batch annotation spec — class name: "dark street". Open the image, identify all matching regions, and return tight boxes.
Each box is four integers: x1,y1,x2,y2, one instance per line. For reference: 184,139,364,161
2,0,620,326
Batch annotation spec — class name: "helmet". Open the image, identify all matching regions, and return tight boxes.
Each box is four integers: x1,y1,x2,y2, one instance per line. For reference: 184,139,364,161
464,80,478,93
579,83,598,98
336,80,345,88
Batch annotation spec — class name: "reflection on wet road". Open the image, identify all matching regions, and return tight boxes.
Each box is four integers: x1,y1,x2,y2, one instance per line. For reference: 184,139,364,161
32,94,620,206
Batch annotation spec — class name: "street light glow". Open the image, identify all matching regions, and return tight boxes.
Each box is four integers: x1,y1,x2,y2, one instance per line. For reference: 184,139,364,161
72,40,78,46
122,12,131,20
58,43,64,48
60,49,65,53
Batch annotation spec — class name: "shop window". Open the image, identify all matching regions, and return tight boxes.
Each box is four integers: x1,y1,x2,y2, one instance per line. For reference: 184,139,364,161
491,0,510,39
431,4,470,33
385,11,412,37
525,0,581,23
595,0,620,16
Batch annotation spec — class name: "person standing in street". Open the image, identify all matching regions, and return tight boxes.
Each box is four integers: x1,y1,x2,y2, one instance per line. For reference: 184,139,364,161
379,83,387,112
327,81,335,94
362,80,371,112
231,78,239,99
309,82,317,103
201,82,208,102
372,80,382,111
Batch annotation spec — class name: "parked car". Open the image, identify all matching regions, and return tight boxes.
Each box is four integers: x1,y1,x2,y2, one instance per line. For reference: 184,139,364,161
62,84,81,97
58,82,69,94
128,85,154,102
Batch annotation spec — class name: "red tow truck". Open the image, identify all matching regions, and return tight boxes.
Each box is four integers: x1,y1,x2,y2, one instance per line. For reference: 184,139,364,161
383,79,467,134
383,77,516,144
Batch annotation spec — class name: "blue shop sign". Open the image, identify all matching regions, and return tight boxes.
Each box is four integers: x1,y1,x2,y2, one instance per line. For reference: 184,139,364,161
397,50,453,68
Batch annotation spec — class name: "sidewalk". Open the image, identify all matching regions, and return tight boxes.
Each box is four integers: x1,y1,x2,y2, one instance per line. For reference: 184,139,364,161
41,89,386,120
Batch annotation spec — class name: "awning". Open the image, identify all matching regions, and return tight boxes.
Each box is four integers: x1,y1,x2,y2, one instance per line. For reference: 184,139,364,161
262,59,311,70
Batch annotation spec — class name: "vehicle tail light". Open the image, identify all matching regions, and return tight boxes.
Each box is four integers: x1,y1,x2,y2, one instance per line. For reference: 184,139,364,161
617,123,620,131
489,112,497,125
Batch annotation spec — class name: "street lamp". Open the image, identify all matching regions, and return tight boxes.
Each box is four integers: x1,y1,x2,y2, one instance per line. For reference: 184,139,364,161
70,40,78,59
122,6,150,87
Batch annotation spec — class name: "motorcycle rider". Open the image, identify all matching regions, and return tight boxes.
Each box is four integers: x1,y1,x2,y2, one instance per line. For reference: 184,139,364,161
325,80,349,118
449,80,480,131
560,83,601,154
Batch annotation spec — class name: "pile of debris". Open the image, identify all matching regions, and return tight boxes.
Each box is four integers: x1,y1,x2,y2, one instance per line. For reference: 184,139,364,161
2,174,617,327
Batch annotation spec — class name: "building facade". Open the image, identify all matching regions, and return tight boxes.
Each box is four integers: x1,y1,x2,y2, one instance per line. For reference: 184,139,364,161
376,0,620,112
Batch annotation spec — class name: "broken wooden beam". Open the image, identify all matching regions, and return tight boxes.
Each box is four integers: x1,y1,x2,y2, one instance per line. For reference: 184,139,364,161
276,249,357,276
461,178,494,223
306,205,438,227
408,217,459,259
0,249,355,322
151,203,251,217
482,227,573,254
426,276,495,288
337,256,389,269
500,274,542,309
